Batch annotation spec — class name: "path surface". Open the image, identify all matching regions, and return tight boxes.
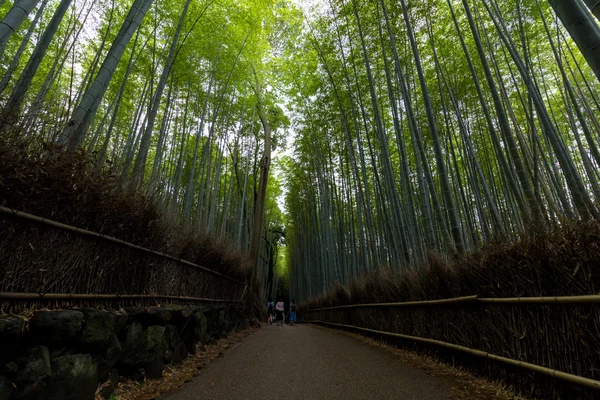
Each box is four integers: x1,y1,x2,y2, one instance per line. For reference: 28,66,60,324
162,324,453,400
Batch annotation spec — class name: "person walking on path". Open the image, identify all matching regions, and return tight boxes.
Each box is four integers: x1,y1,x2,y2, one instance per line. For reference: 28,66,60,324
266,298,275,325
275,299,285,326
289,299,297,325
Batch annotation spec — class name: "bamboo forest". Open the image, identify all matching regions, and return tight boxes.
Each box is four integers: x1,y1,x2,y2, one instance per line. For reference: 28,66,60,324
0,0,599,292
4,0,600,398
1,0,600,299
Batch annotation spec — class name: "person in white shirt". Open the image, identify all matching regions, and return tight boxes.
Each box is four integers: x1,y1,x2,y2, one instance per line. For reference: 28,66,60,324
275,299,285,326
266,298,275,325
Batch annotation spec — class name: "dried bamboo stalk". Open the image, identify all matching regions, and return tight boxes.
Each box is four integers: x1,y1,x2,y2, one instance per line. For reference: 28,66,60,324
307,320,600,391
306,295,479,312
478,295,600,304
306,294,600,312
0,206,242,285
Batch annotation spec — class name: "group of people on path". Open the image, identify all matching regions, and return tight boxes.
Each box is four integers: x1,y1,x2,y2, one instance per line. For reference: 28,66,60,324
266,298,296,326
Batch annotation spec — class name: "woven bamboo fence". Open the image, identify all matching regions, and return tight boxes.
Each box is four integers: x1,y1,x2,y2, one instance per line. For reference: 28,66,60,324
0,207,245,312
304,295,600,399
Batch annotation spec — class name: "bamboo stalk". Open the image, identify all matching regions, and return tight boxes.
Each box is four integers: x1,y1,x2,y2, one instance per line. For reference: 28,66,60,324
478,295,600,304
0,292,241,303
0,206,242,285
307,320,600,391
306,294,600,312
307,295,479,312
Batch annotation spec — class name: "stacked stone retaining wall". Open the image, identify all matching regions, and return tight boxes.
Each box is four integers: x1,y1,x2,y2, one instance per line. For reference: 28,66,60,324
0,304,247,400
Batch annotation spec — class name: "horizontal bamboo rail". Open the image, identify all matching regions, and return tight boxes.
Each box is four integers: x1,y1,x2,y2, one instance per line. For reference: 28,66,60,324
307,295,479,312
0,292,241,304
305,294,600,312
478,295,600,304
307,320,600,391
0,206,242,285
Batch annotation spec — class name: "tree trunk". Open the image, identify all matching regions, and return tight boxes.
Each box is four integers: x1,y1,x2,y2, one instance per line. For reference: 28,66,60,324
400,0,465,254
0,0,40,60
0,0,48,96
247,85,272,318
2,0,72,128
130,0,192,188
583,0,600,21
62,0,153,150
551,0,600,83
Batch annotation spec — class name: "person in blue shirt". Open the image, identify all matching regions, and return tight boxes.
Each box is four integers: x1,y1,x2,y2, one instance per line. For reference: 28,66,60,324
289,299,297,326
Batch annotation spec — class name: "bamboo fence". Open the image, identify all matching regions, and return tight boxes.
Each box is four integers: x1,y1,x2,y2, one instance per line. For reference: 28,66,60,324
0,206,246,311
304,293,600,396
0,206,242,284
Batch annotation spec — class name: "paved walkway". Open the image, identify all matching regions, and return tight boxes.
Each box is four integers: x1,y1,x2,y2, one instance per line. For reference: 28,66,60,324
163,324,452,400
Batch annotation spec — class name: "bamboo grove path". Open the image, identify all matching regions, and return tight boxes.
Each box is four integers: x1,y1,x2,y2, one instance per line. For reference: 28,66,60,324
162,324,452,400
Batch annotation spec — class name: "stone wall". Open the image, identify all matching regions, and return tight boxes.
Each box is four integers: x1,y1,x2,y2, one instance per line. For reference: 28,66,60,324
0,304,247,400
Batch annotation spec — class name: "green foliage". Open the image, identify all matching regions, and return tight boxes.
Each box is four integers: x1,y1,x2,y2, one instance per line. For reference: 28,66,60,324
2,0,600,305
283,0,600,302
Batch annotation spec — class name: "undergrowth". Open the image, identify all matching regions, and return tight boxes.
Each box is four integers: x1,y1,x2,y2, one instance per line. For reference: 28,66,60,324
303,221,600,310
